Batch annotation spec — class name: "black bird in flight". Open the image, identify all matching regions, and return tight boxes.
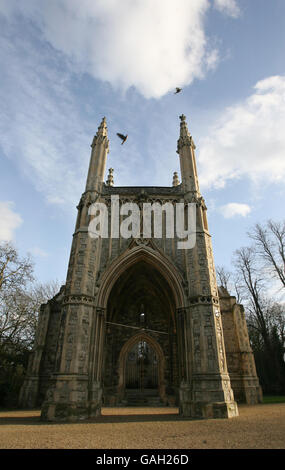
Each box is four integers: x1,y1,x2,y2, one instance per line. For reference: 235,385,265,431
174,87,182,94
117,133,128,144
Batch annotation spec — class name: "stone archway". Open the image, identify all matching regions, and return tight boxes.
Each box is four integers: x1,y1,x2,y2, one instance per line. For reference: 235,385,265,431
117,332,166,404
100,246,184,407
96,244,186,310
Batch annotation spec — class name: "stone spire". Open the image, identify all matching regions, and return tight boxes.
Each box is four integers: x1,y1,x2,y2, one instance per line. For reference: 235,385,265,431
176,114,200,193
85,117,109,192
106,168,114,186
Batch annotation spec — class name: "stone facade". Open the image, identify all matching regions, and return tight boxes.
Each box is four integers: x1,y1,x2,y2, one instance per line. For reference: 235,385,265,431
219,287,262,404
19,116,262,421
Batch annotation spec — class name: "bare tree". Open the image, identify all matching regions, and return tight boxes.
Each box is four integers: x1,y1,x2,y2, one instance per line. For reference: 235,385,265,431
0,242,60,351
0,281,61,351
0,242,61,407
234,246,270,344
28,280,61,311
0,242,34,351
249,220,285,289
0,289,36,350
0,242,34,292
216,265,243,303
234,245,285,392
216,265,232,291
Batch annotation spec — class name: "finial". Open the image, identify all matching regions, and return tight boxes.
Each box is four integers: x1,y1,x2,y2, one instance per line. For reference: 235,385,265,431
106,168,114,186
99,116,106,126
91,116,109,148
97,116,108,135
172,171,180,187
91,117,108,147
177,113,195,152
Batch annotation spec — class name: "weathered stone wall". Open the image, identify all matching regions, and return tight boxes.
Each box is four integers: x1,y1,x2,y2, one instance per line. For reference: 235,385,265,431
37,296,62,404
19,287,65,408
98,185,186,273
219,287,263,404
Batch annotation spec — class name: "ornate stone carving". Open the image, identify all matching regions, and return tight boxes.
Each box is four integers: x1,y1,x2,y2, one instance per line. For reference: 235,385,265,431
91,134,109,148
63,294,96,307
188,295,219,306
95,307,106,317
133,238,152,246
77,191,99,210
177,135,196,152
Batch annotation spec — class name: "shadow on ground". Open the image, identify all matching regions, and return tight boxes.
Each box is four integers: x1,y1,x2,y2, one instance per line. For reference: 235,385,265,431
0,408,189,426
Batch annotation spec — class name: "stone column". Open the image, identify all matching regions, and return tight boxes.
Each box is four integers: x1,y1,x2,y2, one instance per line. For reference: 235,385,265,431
177,208,238,418
40,297,95,421
178,298,238,419
88,307,106,417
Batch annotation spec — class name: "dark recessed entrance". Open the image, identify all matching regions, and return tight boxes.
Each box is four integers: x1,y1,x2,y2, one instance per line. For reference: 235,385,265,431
124,339,159,405
103,260,179,407
126,340,158,390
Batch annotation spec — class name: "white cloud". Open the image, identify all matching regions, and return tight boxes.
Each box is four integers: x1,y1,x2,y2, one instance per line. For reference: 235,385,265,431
0,0,239,99
0,28,90,208
213,0,240,18
0,18,149,208
220,203,251,219
30,246,49,258
0,202,23,241
198,75,285,189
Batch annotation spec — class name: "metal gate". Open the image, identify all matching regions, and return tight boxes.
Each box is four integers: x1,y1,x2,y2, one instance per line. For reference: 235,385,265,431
125,341,158,391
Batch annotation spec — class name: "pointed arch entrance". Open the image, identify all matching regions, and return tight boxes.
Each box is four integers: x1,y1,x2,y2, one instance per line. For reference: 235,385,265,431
97,245,185,406
118,332,166,404
96,244,186,310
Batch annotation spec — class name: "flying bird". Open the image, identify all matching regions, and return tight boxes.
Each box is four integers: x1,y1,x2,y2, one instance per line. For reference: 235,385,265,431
174,87,182,94
117,133,128,144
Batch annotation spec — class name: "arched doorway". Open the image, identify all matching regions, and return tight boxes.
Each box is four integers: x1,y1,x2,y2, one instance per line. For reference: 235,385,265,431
117,332,166,405
126,340,158,391
101,254,181,406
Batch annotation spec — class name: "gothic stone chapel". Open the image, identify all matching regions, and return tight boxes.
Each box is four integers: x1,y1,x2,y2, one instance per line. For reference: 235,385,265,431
20,115,262,421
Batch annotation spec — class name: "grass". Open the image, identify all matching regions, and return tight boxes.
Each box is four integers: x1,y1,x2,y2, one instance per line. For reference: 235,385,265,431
262,395,285,404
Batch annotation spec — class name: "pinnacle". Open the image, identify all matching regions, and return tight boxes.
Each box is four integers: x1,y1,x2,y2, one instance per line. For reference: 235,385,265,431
97,116,108,137
179,114,191,138
172,171,180,187
90,116,109,149
106,168,114,186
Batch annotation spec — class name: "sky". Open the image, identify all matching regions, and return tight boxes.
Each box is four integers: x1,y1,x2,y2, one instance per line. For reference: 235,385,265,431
0,0,285,297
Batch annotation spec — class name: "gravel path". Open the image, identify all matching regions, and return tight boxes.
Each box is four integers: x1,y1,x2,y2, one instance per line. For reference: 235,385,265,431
0,404,284,449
